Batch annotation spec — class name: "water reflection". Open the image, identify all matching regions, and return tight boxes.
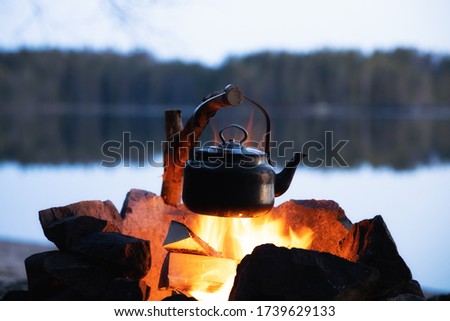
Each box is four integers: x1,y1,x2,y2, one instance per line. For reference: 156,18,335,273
1,108,449,169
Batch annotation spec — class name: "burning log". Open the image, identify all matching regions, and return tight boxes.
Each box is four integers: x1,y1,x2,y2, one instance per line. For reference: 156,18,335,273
163,221,221,257
160,220,235,295
159,252,237,293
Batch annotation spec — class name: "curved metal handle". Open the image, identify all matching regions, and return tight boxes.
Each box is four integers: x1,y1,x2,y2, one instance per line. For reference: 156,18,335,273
244,96,272,165
187,85,272,165
219,124,248,144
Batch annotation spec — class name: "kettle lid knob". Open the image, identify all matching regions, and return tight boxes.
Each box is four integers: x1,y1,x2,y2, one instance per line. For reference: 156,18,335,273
219,124,248,145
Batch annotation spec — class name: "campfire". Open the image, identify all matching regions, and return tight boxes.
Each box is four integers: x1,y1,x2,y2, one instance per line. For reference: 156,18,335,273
3,85,424,301
163,213,314,301
17,191,422,301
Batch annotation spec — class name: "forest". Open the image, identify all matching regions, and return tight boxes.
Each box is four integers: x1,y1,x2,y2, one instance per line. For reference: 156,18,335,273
1,47,449,113
1,48,449,168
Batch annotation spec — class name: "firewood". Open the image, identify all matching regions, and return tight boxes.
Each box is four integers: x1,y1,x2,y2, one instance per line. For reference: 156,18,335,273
161,110,184,206
163,221,221,257
159,252,237,292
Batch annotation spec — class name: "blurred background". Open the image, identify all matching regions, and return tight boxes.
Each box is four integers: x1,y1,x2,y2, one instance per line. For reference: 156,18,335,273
0,0,449,294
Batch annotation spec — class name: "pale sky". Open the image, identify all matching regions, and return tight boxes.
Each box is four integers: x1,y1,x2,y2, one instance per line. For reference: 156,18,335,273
1,0,449,65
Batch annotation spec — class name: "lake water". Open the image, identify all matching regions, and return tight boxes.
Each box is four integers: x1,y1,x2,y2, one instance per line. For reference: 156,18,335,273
0,162,449,293
2,108,450,168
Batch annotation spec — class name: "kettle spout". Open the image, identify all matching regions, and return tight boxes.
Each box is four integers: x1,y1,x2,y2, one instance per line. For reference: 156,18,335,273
274,152,304,197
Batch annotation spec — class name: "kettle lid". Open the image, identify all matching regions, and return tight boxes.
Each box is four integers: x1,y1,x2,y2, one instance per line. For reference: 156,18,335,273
193,124,267,166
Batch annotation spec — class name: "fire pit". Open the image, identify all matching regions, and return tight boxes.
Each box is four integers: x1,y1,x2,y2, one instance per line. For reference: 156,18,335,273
9,190,422,301
1,85,425,301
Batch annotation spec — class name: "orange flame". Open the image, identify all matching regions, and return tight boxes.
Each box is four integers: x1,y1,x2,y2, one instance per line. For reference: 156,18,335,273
190,215,313,260
187,214,314,301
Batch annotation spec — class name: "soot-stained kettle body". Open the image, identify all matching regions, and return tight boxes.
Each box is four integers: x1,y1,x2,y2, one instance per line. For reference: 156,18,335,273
182,95,303,218
183,125,302,217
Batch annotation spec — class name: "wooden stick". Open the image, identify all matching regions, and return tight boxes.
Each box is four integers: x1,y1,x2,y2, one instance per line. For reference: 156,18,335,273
179,84,244,147
160,85,243,206
161,110,184,206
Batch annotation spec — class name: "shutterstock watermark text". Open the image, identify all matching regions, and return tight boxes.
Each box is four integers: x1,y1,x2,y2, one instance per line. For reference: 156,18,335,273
100,131,349,168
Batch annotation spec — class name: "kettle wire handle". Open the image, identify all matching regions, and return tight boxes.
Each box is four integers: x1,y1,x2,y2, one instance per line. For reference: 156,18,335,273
187,86,272,166
243,95,272,166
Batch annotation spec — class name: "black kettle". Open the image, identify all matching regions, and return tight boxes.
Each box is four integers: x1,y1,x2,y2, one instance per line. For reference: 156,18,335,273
182,96,302,218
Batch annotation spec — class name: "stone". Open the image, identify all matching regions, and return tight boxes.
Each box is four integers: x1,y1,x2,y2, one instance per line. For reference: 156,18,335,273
36,189,191,300
37,195,151,280
118,189,189,300
25,251,70,300
39,200,121,229
119,189,188,237
30,189,419,302
25,251,150,300
42,215,120,250
269,199,353,256
229,244,378,301
338,215,414,299
68,232,151,280
403,280,424,297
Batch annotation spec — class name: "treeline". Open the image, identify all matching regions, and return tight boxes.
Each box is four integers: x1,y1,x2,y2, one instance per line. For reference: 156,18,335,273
1,48,450,113
1,48,450,167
